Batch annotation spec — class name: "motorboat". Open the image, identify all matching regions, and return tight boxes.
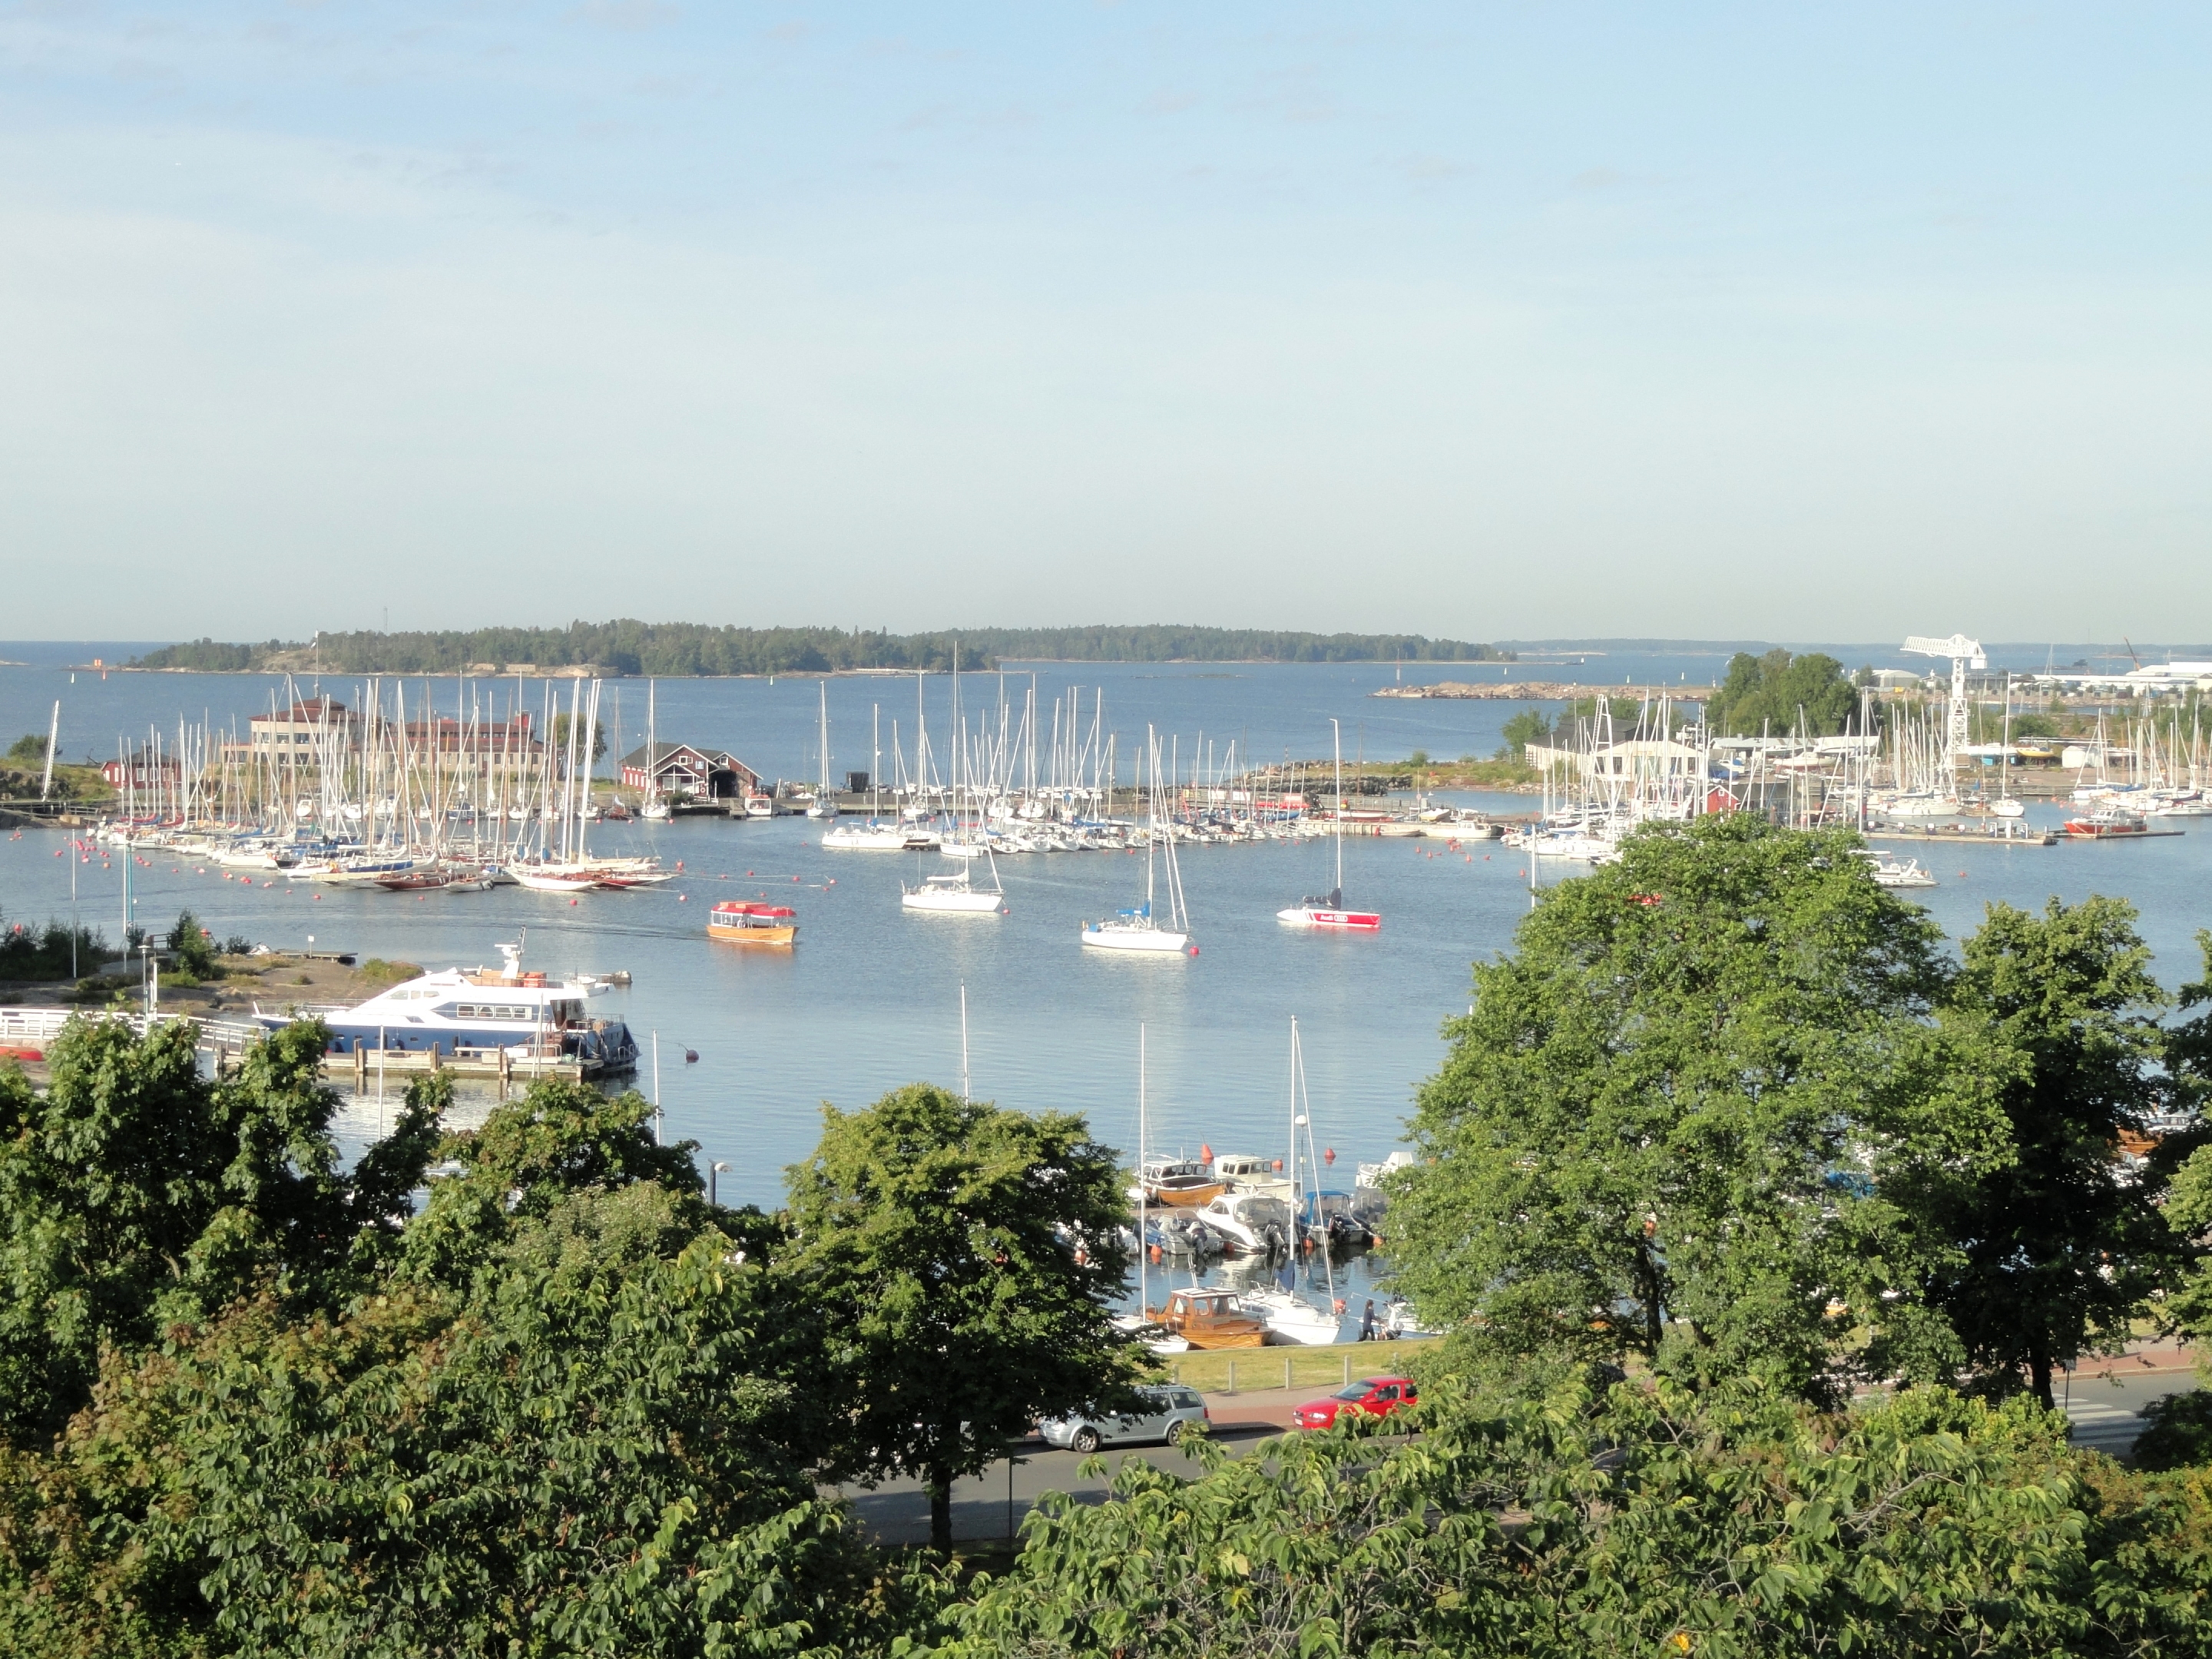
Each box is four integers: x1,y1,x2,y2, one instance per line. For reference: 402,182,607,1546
1213,1153,1293,1203
1109,1312,1190,1355
743,793,776,819
251,936,636,1071
1853,850,1937,889
707,901,797,945
1140,1158,1226,1208
2065,809,2154,839
1152,1287,1266,1349
1191,1189,1293,1253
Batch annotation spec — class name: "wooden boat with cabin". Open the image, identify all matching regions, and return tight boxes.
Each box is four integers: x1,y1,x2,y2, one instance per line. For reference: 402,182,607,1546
1154,1286,1267,1349
707,900,798,946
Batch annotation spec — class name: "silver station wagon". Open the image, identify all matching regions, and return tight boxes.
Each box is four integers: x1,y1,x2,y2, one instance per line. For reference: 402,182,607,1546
1040,1385,1210,1453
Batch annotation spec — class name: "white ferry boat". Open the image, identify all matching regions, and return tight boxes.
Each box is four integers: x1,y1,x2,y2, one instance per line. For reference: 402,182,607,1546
253,936,637,1073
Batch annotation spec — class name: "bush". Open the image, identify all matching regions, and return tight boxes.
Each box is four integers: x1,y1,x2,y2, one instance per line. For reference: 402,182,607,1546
2134,1389,2212,1471
356,959,421,988
220,935,254,956
5,734,48,763
165,910,216,979
0,916,108,982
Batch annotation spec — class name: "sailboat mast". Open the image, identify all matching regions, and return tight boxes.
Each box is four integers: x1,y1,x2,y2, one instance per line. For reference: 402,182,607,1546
1138,1022,1148,1319
1332,717,1344,896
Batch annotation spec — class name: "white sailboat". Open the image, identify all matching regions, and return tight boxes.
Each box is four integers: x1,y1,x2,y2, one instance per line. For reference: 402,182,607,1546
825,704,932,848
1277,718,1381,931
1081,727,1195,955
902,843,1006,913
1992,674,2025,817
806,684,838,820
640,678,671,820
1241,1018,1344,1345
1112,1025,1192,1356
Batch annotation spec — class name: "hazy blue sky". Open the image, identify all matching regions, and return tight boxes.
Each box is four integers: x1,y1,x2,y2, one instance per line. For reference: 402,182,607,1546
2,4,2206,642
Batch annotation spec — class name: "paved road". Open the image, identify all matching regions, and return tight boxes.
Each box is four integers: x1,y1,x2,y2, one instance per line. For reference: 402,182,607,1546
839,1365,2209,1545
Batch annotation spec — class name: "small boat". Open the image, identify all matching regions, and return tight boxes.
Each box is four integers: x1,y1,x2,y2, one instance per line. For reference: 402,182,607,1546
806,686,839,820
508,865,601,893
1192,1189,1293,1253
823,820,933,851
1141,1157,1227,1208
1153,1287,1267,1349
1854,850,1937,889
1084,727,1196,955
707,900,798,945
1110,1312,1190,1355
373,867,453,892
1277,886,1382,931
2065,809,2153,839
743,793,776,820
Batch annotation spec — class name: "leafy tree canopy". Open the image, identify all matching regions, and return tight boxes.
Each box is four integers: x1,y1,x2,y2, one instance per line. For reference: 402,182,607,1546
1929,896,2189,1407
0,1017,437,1448
5,733,48,762
936,1375,2212,1658
780,1083,1143,1551
1703,647,1862,737
1389,813,2008,1405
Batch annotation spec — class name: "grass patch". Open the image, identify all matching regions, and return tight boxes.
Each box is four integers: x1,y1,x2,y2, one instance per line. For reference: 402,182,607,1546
1154,1342,1418,1396
356,959,422,987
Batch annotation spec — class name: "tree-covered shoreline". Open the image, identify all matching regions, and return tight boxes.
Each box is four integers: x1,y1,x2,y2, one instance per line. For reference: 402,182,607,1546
128,622,1511,677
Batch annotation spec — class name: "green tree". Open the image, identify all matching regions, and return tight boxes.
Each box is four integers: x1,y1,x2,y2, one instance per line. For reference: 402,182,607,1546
1703,647,1862,737
549,710,610,764
164,909,215,979
782,1083,1141,1552
1496,707,1553,760
1929,898,2182,1408
0,1017,437,1446
1389,814,2002,1404
0,1184,927,1657
939,1376,2212,1658
5,734,47,763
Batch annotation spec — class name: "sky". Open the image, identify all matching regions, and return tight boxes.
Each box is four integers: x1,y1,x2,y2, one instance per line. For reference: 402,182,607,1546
2,3,2207,643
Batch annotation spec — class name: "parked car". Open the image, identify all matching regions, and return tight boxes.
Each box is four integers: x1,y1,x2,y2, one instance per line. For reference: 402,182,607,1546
1290,1376,1419,1431
1040,1384,1210,1454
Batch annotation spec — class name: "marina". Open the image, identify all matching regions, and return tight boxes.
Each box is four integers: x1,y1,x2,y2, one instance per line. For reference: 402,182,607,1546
6,648,2212,1230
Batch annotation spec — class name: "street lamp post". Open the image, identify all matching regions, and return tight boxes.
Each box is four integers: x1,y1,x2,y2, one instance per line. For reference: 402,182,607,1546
709,1161,730,1208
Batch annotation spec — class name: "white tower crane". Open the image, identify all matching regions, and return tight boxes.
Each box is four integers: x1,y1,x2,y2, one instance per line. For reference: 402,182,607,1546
1900,634,1987,767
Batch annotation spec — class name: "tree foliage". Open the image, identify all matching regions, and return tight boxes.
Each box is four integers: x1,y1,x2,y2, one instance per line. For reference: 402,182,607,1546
937,1376,2212,1658
781,1083,1144,1553
1928,897,2188,1407
1389,813,2005,1405
128,622,1507,676
1703,648,1862,737
0,1017,436,1448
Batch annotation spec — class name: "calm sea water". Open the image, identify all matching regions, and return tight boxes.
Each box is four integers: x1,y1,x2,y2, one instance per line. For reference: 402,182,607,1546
5,647,2210,1229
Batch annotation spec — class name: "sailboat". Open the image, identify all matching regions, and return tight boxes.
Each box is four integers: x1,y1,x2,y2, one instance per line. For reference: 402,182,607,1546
1111,1026,1202,1355
640,679,671,821
1239,1018,1346,1346
1992,674,2025,817
806,684,837,820
825,704,929,848
1277,719,1381,930
902,843,1006,913
1081,727,1196,955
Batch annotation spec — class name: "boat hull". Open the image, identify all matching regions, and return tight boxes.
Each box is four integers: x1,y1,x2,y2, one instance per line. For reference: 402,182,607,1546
1082,925,1192,953
902,890,1003,913
1276,906,1381,930
708,923,796,945
1149,1181,1227,1208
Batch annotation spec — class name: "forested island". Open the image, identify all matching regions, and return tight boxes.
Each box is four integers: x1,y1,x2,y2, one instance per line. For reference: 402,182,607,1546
126,623,1509,677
